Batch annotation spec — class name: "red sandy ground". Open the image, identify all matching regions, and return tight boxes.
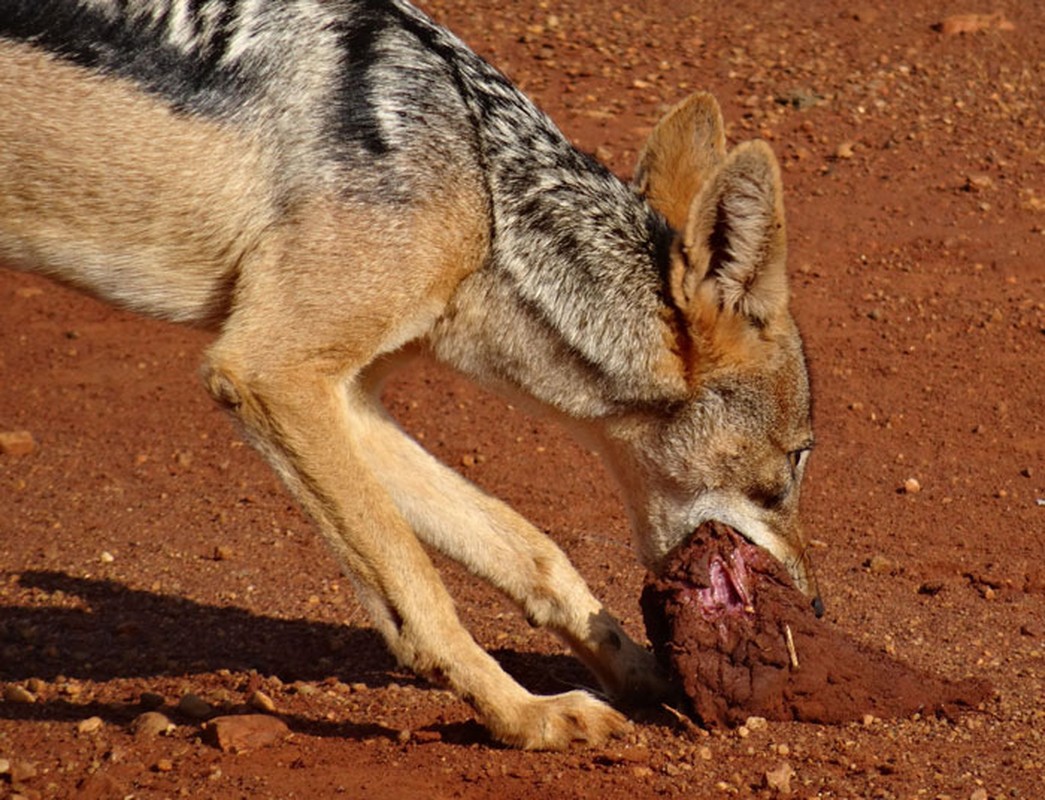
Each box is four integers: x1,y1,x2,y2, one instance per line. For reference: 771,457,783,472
1,0,1042,798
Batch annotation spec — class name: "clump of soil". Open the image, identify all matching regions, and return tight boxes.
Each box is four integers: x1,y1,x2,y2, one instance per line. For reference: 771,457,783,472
641,521,991,727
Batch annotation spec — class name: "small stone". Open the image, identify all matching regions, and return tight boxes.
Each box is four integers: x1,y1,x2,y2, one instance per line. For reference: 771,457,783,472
25,678,46,694
937,13,1014,35
154,758,174,773
10,760,38,782
868,554,895,575
77,716,104,734
4,685,36,704
903,477,922,494
616,746,650,763
213,545,234,561
249,689,277,713
970,789,988,800
698,746,712,761
99,551,115,564
131,711,174,738
835,141,855,159
0,758,9,775
177,693,212,719
744,715,768,731
862,713,876,726
0,430,36,456
964,174,994,193
203,714,290,753
765,761,796,794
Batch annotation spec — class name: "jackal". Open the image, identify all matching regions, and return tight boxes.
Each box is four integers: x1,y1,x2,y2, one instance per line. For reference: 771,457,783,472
0,0,821,749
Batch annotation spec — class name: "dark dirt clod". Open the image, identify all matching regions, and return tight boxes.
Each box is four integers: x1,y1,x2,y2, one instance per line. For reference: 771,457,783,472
642,521,992,727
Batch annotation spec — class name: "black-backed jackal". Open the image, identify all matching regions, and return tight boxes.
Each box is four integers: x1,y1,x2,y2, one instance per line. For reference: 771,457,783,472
1,0,821,749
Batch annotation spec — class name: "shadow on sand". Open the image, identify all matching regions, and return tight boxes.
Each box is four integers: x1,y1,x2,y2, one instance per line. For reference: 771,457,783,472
0,570,599,744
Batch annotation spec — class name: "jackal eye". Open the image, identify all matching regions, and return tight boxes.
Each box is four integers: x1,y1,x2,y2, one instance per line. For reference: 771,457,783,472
786,448,809,478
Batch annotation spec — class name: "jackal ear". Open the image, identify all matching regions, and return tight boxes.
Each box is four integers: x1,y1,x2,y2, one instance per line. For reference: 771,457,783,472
633,92,727,231
675,140,788,326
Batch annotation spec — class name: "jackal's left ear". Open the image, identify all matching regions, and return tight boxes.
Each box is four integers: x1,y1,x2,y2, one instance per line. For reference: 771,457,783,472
675,140,789,326
633,92,726,231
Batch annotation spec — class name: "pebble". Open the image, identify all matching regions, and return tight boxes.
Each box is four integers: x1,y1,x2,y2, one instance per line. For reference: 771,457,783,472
99,551,115,564
9,760,37,782
964,174,994,193
3,685,36,704
249,689,277,713
765,761,796,794
213,545,234,561
903,477,922,494
937,13,1014,35
203,714,290,753
969,789,988,800
77,716,104,734
177,693,212,719
0,758,9,775
131,711,175,738
744,715,768,731
868,554,895,575
0,430,36,456
836,141,855,159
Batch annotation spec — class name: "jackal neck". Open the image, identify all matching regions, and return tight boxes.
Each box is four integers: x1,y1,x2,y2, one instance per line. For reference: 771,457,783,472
430,68,687,418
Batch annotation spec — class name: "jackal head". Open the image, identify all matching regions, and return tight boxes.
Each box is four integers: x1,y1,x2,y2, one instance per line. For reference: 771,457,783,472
605,93,822,614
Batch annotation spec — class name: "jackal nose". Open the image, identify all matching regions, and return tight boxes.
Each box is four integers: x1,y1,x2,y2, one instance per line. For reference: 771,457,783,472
811,595,825,618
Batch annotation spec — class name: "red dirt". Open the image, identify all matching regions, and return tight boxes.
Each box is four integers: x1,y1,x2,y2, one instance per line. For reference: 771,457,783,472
1,0,1043,798
641,521,991,727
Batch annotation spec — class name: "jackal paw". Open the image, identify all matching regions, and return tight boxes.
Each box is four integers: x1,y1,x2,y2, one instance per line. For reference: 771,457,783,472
490,691,629,751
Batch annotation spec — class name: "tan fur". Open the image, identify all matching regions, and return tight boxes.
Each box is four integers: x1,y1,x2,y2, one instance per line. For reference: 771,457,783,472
633,92,726,231
2,31,819,748
0,42,274,326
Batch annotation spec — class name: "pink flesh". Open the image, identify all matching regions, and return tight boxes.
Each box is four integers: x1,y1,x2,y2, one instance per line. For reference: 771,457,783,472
696,549,754,620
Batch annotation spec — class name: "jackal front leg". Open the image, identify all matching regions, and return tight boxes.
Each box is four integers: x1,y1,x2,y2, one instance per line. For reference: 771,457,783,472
350,386,666,706
202,352,627,749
